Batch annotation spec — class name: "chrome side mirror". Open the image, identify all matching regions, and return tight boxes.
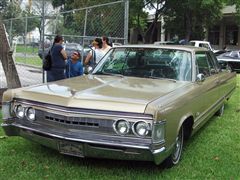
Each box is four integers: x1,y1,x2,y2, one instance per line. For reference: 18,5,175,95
196,73,205,82
84,66,93,74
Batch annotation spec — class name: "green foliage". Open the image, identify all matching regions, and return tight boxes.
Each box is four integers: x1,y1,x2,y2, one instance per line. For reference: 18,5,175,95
129,0,148,30
51,0,127,37
1,1,40,39
51,0,148,37
2,0,21,19
163,0,225,40
226,0,240,24
0,0,8,13
2,1,24,38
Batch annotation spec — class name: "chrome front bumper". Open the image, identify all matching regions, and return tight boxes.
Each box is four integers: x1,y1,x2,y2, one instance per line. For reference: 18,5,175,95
1,123,169,165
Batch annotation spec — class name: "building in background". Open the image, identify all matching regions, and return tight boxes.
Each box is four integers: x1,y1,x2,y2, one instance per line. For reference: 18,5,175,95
142,5,239,50
208,5,240,50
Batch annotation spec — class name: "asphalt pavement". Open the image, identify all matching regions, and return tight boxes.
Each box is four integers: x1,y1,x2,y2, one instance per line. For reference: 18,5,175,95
0,62,44,88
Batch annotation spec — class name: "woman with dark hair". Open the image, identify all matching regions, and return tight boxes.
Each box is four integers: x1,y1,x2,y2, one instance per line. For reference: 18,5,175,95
84,37,104,66
102,36,111,54
47,35,67,82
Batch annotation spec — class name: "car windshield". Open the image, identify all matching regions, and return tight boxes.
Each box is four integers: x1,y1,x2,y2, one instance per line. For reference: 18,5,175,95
223,51,240,59
93,47,192,81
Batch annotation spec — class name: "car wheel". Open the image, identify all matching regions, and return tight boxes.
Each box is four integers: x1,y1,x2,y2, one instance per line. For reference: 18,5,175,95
215,104,224,116
162,126,184,168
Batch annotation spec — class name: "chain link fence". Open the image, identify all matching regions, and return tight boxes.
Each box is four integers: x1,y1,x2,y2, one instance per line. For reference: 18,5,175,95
0,0,129,88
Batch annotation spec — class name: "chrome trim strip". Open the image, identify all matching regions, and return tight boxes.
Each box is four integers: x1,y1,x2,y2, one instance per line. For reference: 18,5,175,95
6,123,150,150
153,147,165,154
14,98,153,120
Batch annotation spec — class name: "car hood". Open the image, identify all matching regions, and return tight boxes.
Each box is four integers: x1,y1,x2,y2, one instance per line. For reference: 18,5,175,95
15,75,189,113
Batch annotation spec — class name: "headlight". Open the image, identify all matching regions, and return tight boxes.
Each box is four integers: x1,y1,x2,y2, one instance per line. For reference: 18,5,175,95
14,104,25,119
113,119,130,135
25,107,35,121
133,121,150,137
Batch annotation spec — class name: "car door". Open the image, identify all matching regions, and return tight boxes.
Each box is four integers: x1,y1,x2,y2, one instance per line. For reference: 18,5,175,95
194,51,220,126
209,51,236,101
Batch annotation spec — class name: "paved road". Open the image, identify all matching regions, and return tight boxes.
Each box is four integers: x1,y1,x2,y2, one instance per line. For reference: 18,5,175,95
0,62,44,88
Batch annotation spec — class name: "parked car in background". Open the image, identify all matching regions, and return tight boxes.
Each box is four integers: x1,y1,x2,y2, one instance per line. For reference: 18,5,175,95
38,42,86,60
37,40,51,59
189,40,220,53
63,43,83,58
1,45,236,168
213,49,228,56
112,42,122,47
217,50,240,72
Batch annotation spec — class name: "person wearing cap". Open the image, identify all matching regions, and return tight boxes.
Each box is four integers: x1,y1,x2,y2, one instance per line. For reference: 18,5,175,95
84,38,104,67
47,35,67,82
65,51,83,78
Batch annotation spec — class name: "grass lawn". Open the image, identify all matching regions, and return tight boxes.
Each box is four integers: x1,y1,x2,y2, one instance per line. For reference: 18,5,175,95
0,75,239,179
16,44,38,54
15,56,42,67
14,44,42,68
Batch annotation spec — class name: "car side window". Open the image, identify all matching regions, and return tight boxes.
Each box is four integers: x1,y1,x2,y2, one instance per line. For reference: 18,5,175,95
206,53,217,74
199,43,210,50
196,52,211,77
208,51,220,72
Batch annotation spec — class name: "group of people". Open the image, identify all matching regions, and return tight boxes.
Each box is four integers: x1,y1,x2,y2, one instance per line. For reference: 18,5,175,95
46,35,112,82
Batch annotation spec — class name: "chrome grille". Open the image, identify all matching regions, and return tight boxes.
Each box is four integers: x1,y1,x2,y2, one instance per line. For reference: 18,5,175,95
45,115,99,127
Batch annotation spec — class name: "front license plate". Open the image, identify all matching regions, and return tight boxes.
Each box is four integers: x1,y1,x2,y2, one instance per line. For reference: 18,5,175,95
58,141,84,157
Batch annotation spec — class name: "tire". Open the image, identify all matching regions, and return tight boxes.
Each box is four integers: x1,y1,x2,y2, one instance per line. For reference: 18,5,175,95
162,126,184,168
215,104,224,117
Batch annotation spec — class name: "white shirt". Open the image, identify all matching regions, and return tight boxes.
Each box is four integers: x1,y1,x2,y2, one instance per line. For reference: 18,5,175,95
102,46,111,55
90,48,104,64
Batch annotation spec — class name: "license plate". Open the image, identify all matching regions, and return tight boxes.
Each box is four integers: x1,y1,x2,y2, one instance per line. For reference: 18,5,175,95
58,141,84,157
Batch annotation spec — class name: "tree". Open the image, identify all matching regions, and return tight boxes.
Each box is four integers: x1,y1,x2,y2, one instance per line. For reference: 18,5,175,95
129,0,148,43
141,0,226,42
1,0,24,40
226,0,240,23
0,19,21,88
0,0,8,13
51,0,239,43
143,0,166,43
1,0,39,43
51,0,127,40
30,0,54,42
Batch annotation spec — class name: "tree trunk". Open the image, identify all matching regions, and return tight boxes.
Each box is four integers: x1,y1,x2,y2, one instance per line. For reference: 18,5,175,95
185,12,192,41
0,20,21,89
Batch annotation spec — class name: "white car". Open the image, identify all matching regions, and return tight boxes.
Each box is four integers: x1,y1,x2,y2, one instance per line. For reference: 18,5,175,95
189,40,219,53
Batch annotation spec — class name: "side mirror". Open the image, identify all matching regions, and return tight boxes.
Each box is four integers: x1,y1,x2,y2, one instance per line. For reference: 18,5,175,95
196,73,205,82
84,66,93,74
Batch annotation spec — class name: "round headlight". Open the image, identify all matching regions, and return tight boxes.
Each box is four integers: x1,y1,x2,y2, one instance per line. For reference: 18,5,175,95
133,121,150,137
113,119,130,135
25,107,35,121
14,104,25,119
